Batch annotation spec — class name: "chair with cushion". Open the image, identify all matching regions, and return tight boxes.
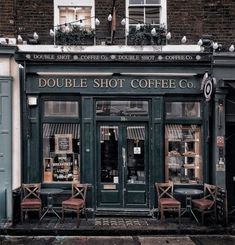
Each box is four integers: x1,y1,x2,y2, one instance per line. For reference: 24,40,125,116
191,183,217,224
155,182,181,224
21,183,42,222
62,183,88,227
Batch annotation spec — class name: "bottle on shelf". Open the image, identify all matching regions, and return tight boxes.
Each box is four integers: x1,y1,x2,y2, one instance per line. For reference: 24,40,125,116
73,159,79,182
44,159,52,182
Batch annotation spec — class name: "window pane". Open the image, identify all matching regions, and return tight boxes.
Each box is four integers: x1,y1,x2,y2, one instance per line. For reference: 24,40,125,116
59,6,91,29
96,100,149,116
43,123,80,183
100,126,119,183
127,126,146,184
44,101,79,117
146,0,161,4
129,0,144,4
129,7,144,24
165,125,202,184
146,7,160,25
129,0,161,4
166,102,201,118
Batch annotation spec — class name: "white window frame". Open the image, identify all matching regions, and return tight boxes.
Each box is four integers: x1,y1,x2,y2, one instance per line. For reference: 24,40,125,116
125,0,167,35
54,0,95,29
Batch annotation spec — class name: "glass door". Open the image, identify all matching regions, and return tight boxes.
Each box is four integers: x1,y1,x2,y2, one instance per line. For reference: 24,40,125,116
97,123,148,209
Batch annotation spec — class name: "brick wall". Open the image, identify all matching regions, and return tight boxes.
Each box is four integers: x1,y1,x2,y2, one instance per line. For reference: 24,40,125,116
0,1,15,37
95,0,125,45
0,0,234,48
15,0,54,44
168,0,235,49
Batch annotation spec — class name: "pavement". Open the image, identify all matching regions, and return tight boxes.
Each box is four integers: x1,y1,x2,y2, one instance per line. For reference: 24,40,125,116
1,235,235,245
0,215,233,237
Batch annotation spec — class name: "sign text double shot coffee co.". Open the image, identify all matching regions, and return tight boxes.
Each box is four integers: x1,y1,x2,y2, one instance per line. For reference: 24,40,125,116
38,77,196,90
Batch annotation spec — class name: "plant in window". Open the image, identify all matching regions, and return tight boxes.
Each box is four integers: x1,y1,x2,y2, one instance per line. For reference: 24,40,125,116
55,25,95,45
127,24,166,45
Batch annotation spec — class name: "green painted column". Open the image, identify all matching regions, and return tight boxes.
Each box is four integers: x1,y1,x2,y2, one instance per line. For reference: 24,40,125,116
212,89,226,188
0,77,12,222
81,97,94,212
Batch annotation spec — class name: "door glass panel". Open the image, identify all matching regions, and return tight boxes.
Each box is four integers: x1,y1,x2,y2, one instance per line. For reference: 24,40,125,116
100,126,119,183
126,126,145,184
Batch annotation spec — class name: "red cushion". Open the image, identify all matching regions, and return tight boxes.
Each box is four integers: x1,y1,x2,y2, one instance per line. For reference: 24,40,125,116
160,198,180,206
21,198,41,207
192,198,214,210
62,198,85,209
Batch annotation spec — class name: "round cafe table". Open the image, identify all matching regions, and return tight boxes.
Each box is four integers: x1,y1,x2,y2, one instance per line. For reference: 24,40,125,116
40,188,63,221
174,188,203,223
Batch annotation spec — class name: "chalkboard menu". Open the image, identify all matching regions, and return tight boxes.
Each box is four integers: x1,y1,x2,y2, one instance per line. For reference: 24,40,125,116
55,134,72,153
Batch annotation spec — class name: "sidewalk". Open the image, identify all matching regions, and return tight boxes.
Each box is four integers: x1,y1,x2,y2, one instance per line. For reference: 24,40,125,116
0,216,233,236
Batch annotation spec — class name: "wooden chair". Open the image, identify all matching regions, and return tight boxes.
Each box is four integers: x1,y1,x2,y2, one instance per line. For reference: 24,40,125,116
21,183,42,222
155,182,181,224
62,183,88,227
191,183,218,224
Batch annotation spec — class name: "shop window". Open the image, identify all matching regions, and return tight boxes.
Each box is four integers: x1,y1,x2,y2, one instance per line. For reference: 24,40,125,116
54,0,95,29
100,126,119,183
166,102,201,118
44,101,79,117
42,123,80,183
96,100,148,116
126,0,166,32
165,124,203,184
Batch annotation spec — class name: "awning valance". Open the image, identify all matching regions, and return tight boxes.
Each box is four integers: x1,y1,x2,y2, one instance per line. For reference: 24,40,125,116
43,123,80,139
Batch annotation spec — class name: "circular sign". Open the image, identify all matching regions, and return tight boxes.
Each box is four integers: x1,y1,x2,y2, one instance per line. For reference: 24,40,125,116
204,78,215,101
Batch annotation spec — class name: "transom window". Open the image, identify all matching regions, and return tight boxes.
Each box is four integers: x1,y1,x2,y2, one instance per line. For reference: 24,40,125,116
44,101,79,117
96,100,149,116
166,102,201,118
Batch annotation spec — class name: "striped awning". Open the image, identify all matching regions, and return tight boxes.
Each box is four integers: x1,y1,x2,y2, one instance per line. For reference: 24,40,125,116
165,124,197,140
127,126,145,140
100,126,118,141
43,123,80,139
100,126,145,141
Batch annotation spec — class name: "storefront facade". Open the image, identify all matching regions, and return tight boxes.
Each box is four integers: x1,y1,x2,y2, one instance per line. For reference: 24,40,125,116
213,53,235,209
16,46,214,215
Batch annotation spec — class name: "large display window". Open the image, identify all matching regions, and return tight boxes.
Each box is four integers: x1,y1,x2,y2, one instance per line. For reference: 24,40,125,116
43,124,80,182
165,124,202,184
42,100,80,183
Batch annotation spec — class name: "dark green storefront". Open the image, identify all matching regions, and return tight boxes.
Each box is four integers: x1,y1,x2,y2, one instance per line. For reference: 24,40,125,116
16,50,213,215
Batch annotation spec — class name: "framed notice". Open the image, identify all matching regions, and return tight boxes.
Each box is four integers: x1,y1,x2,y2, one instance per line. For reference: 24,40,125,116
55,134,73,153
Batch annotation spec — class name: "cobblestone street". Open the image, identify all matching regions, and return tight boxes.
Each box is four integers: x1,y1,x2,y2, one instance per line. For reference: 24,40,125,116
1,235,235,245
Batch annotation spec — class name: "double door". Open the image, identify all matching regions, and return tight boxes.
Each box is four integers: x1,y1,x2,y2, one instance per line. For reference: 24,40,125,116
97,123,149,210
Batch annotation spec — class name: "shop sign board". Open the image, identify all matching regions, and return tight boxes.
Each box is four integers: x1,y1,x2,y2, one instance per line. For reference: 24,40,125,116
16,52,212,63
26,75,201,94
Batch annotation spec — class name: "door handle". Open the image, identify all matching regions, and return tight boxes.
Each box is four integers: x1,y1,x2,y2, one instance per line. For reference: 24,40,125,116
122,147,126,168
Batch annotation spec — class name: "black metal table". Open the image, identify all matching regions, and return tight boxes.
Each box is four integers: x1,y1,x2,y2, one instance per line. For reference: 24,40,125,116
174,188,203,223
40,188,63,221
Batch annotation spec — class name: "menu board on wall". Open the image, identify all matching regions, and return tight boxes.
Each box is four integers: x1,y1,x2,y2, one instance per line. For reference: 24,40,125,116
55,134,72,153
